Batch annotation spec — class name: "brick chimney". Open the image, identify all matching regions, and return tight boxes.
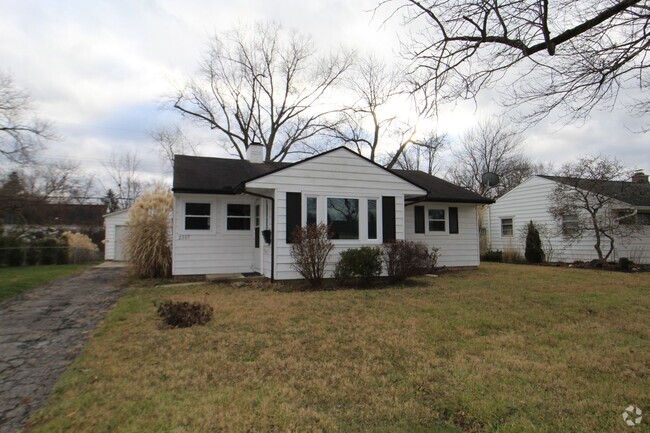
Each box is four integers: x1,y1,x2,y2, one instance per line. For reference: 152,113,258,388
246,143,264,164
632,170,649,184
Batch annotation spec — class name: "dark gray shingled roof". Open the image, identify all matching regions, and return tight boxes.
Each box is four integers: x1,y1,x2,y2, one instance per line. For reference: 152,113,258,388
539,175,650,207
173,150,493,204
391,169,494,204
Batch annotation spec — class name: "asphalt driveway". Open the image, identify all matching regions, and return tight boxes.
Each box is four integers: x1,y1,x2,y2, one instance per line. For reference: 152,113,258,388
0,266,127,433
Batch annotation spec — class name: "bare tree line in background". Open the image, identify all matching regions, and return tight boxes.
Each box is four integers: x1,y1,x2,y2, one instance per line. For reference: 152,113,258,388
5,0,649,212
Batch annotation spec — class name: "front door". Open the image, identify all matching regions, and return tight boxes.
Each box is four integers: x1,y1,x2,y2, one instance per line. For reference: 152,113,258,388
253,202,262,273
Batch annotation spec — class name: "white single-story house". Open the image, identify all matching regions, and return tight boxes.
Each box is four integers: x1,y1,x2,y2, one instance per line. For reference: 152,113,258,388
485,174,650,263
103,209,129,261
171,145,492,280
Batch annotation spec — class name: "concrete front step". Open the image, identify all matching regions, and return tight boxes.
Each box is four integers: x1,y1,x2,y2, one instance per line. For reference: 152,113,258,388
205,273,264,283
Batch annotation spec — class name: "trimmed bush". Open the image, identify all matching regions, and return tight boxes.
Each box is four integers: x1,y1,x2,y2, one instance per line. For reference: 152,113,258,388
481,249,503,262
524,221,545,263
334,246,383,286
156,300,213,328
290,223,334,288
382,240,439,282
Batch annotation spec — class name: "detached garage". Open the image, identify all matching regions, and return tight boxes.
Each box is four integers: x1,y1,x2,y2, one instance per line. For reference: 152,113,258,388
103,209,129,261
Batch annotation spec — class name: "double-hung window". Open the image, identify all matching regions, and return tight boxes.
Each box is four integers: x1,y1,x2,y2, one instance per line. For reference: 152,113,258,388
184,203,211,230
428,209,446,232
561,214,578,235
227,204,251,231
501,218,513,237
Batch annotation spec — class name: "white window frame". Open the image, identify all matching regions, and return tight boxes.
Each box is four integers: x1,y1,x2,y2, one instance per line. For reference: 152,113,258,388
326,196,361,241
561,213,579,235
426,206,447,234
179,198,216,235
225,203,252,232
501,217,514,237
299,193,382,245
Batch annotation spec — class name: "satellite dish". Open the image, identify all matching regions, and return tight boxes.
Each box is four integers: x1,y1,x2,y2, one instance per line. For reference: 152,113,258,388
481,172,500,188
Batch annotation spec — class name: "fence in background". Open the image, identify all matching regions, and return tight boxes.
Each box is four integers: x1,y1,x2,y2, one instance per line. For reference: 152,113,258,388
0,247,102,267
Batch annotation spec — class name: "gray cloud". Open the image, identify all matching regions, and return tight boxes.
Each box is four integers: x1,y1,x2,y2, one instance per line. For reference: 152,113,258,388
1,0,648,190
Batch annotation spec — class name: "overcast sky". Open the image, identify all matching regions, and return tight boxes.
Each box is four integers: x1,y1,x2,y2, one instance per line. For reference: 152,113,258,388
1,0,648,191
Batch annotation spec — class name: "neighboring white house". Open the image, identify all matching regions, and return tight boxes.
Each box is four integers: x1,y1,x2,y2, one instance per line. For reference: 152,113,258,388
172,145,493,279
485,174,650,264
103,209,129,261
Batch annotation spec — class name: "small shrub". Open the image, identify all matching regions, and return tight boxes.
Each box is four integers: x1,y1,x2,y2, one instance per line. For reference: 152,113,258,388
334,247,383,286
618,257,633,271
502,248,524,263
1,236,24,267
156,300,213,328
25,247,39,265
524,221,545,263
38,238,65,265
382,240,438,282
62,231,99,264
290,223,334,287
481,249,503,262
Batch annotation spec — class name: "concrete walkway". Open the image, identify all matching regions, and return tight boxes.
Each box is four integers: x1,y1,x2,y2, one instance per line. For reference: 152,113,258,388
0,266,127,433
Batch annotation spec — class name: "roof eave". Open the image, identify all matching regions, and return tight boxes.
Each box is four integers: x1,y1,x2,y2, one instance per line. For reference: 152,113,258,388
407,196,494,205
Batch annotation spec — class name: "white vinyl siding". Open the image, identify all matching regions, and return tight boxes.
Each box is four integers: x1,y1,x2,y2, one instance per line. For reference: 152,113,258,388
173,194,257,275
103,209,130,261
485,176,650,263
405,204,480,267
247,148,425,280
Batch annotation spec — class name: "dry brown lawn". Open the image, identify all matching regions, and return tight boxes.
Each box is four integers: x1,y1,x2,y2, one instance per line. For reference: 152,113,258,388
28,263,649,433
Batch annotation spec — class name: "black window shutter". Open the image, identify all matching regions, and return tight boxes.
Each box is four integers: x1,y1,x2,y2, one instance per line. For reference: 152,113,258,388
382,196,396,242
449,207,459,234
286,192,302,243
414,206,425,234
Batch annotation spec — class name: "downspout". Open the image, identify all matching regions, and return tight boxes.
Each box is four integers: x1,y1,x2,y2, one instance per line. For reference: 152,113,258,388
243,190,275,282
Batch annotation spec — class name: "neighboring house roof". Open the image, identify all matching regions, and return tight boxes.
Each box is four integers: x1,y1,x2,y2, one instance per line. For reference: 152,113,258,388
173,148,492,204
539,175,650,207
103,208,130,219
2,202,105,227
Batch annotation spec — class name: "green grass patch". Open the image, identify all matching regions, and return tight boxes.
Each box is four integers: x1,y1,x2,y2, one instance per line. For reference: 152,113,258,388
0,264,94,302
28,263,650,433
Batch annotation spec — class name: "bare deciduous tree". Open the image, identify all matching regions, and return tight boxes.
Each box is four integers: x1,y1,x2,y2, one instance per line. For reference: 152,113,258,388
446,117,532,198
548,155,642,262
172,22,353,162
24,161,96,204
103,151,142,209
330,55,434,168
151,126,199,171
0,73,54,163
382,0,650,124
392,131,447,174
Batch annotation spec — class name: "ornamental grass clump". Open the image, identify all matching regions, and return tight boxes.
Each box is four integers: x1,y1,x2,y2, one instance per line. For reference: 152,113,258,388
62,231,99,264
126,185,173,279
